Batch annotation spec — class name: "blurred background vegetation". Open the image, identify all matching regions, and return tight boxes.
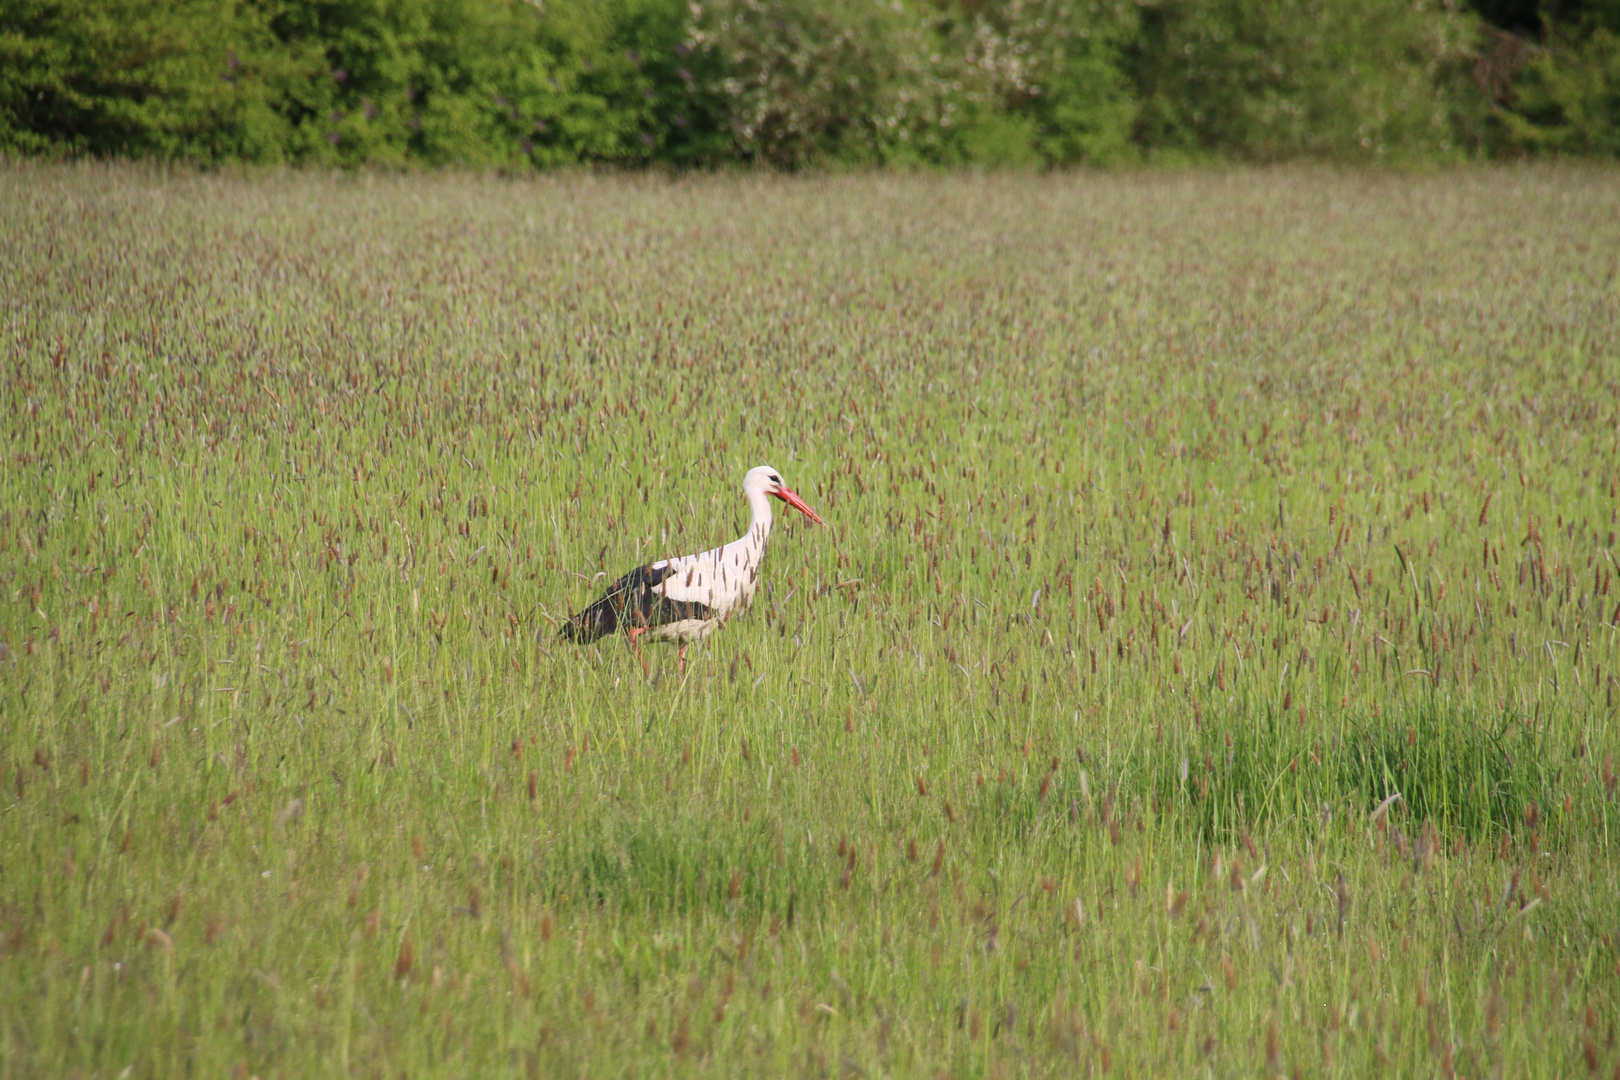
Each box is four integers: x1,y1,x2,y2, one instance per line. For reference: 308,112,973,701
0,0,1615,166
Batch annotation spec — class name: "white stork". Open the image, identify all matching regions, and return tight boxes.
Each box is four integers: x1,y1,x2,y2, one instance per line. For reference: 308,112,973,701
562,465,825,671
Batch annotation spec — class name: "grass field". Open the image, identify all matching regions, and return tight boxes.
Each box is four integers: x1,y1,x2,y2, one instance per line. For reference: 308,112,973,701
2,161,1619,1078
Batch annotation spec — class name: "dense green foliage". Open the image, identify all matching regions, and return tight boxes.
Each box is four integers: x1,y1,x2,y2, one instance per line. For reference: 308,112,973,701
1,0,1615,165
2,163,1619,1076
1494,22,1620,152
0,0,723,165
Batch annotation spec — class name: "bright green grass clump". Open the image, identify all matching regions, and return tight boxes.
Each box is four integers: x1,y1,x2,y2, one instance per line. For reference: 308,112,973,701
1,162,1618,1078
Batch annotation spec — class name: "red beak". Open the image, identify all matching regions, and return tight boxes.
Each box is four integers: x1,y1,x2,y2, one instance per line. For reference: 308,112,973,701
775,485,825,525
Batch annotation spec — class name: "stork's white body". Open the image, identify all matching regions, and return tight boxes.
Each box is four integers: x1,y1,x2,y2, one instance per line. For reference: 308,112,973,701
638,511,772,644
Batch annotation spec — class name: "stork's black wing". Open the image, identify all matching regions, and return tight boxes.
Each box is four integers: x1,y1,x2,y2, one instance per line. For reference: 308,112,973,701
560,562,715,642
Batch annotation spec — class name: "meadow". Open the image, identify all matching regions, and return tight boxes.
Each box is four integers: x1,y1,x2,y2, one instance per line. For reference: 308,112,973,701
1,161,1618,1078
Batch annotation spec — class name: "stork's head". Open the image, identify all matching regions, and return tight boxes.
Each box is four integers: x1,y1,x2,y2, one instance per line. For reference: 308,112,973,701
745,465,825,525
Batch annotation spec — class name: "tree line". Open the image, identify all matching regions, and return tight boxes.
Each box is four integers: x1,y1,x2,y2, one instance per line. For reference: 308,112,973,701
2,0,1615,166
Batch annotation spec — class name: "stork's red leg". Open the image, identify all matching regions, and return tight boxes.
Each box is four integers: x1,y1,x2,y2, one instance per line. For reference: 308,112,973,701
627,626,649,677
677,644,687,676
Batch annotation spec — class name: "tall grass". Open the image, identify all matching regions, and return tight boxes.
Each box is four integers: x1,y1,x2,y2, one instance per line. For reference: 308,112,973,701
1156,695,1574,841
0,161,1617,1077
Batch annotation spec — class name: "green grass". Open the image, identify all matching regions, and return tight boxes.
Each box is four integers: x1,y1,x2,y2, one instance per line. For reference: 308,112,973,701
2,161,1619,1078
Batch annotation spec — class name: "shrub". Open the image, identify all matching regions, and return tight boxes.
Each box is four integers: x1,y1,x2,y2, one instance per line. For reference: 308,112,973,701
934,0,1142,166
683,0,1142,167
0,0,700,165
684,0,947,166
1495,22,1620,154
0,0,295,159
244,0,695,167
1129,0,1480,160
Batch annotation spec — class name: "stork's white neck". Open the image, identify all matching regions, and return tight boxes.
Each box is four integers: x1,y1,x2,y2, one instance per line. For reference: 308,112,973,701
742,486,774,549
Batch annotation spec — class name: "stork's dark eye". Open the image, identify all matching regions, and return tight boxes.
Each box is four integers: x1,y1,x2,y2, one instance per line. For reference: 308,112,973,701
771,474,781,484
